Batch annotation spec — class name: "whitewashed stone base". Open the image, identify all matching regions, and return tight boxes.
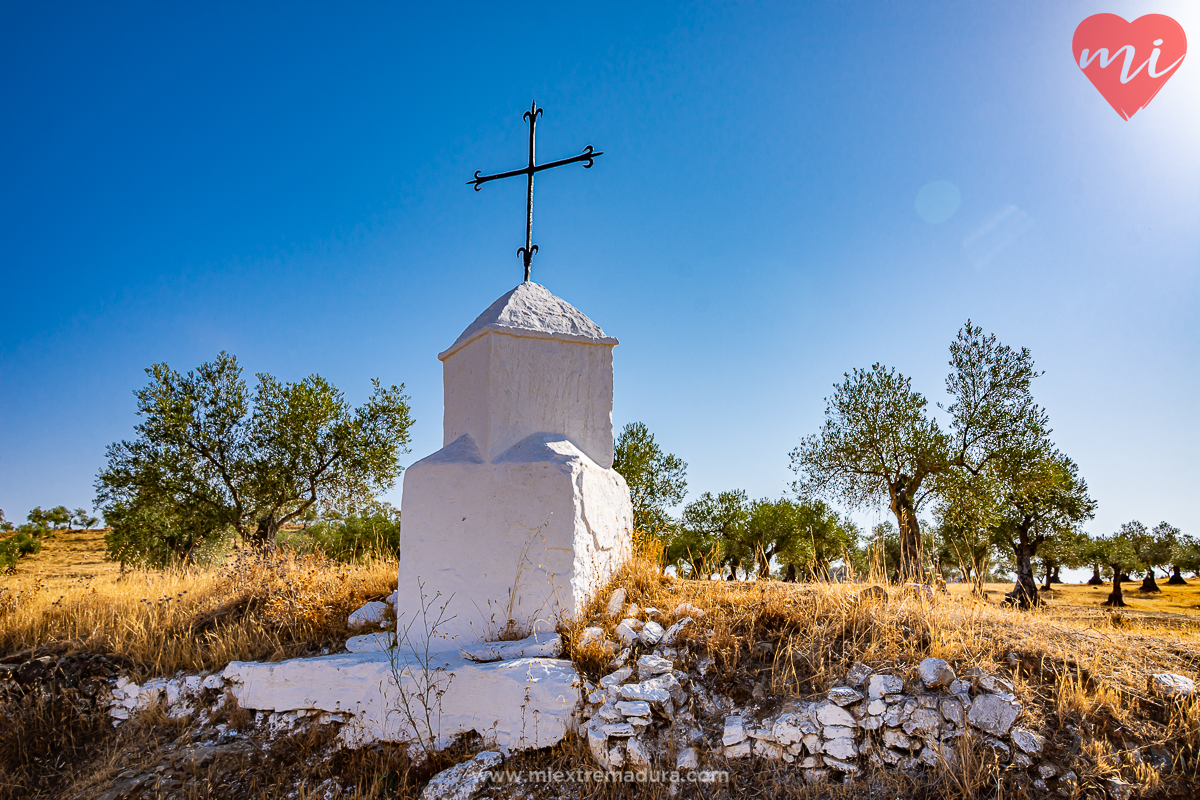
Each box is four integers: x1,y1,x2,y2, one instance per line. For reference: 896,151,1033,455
397,432,632,650
222,650,581,751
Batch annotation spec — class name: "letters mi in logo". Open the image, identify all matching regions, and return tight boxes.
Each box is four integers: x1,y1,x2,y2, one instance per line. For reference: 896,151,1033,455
1073,14,1187,119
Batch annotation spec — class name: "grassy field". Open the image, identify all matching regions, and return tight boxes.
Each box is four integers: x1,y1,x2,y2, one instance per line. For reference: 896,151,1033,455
3,532,1200,799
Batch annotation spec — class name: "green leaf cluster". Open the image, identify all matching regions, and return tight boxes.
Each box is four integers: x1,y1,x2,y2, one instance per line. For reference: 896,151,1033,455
95,352,414,568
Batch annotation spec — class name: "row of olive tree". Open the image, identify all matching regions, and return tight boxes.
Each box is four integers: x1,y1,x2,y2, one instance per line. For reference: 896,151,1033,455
789,322,1096,608
613,422,860,582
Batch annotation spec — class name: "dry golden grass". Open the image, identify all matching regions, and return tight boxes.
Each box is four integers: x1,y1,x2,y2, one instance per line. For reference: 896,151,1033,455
5,532,1200,799
1,531,396,678
561,545,1200,798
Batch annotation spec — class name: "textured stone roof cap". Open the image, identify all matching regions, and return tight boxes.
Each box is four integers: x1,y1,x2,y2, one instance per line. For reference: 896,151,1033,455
439,281,617,360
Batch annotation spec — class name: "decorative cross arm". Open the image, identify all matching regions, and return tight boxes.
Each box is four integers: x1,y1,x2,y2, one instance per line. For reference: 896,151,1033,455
468,145,602,191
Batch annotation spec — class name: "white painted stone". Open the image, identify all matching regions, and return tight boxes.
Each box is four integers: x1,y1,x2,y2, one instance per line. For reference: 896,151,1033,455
815,701,856,728
967,694,1021,736
626,736,652,768
222,650,579,751
771,714,806,746
461,633,562,662
597,703,623,722
618,682,671,707
724,741,752,758
616,701,651,718
828,686,864,706
722,715,747,746
201,674,224,690
883,728,914,750
1149,673,1196,698
603,722,635,738
676,746,699,770
918,658,955,689
605,587,627,618
643,673,686,704
822,725,856,740
637,621,665,646
758,741,784,760
867,674,904,699
614,622,639,646
396,283,633,651
1010,727,1044,754
636,654,673,678
673,602,706,619
420,751,503,800
660,617,693,645
802,734,822,754
348,601,390,630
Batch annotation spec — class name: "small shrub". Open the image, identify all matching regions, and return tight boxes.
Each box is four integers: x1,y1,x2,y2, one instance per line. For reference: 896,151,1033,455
0,532,42,572
286,508,400,563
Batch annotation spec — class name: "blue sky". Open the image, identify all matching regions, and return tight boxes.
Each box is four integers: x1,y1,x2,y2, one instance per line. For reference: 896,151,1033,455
2,1,1197,546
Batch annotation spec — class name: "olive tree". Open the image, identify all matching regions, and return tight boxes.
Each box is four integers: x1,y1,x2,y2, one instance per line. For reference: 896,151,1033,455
612,422,688,536
96,352,413,563
1168,531,1199,584
792,322,1050,583
1100,533,1141,608
989,444,1095,608
790,364,946,581
672,490,749,579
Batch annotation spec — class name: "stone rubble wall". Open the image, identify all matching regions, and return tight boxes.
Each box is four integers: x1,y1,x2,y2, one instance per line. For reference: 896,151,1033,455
579,603,1083,793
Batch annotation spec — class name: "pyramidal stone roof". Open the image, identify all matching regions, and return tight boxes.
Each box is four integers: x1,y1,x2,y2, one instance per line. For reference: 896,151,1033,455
439,281,618,361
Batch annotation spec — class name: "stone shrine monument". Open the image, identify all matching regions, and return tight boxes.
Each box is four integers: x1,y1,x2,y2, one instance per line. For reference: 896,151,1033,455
396,281,634,649
220,103,624,755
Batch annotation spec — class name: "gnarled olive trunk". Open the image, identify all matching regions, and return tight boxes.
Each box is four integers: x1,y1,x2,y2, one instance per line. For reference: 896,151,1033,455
890,484,924,583
1104,571,1127,607
1139,569,1161,593
1007,539,1040,608
1167,565,1187,585
250,514,280,548
1087,564,1104,585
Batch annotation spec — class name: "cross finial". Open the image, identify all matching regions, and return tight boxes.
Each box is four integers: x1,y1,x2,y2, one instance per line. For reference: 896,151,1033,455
469,102,602,283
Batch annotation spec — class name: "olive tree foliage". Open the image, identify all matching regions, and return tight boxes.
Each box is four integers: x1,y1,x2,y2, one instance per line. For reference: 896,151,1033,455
790,364,945,582
1125,520,1178,592
1168,530,1199,584
769,500,859,582
96,352,413,567
791,322,1048,584
988,442,1095,608
612,422,688,536
1099,532,1141,608
668,490,749,579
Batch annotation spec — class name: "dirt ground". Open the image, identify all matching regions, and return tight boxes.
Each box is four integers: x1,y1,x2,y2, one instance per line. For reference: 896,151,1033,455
5,528,121,589
947,578,1200,626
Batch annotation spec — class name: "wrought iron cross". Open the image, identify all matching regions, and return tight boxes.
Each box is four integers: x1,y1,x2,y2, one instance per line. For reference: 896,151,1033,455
469,102,602,282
